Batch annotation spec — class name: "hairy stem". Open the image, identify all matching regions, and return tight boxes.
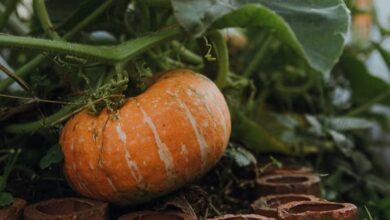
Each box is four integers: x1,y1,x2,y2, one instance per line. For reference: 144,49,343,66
4,102,84,134
0,34,114,60
33,0,61,40
208,30,230,89
171,41,203,65
0,27,182,63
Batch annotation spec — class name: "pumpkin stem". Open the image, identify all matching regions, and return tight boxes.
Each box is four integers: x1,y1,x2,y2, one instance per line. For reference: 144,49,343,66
208,30,230,89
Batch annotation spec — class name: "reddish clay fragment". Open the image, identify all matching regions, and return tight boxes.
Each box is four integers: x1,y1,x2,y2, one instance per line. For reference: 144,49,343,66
260,166,313,176
208,214,276,220
257,174,321,197
118,211,196,220
251,194,322,218
23,197,107,220
0,198,26,220
278,201,358,220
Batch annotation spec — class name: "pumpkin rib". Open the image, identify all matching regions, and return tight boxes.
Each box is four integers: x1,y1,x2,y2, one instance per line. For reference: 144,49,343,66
136,98,176,183
167,89,209,170
115,115,145,187
185,86,221,165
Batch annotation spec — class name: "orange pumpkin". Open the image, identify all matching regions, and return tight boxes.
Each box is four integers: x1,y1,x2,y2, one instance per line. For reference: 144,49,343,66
60,69,231,204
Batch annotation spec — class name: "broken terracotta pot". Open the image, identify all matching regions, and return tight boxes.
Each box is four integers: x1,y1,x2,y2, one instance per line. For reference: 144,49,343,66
207,214,276,220
0,198,26,220
256,174,321,197
260,166,313,176
278,201,358,220
251,194,322,218
23,197,108,220
118,211,196,220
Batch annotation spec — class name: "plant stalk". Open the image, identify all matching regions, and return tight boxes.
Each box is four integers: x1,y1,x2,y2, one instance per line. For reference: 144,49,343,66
208,30,230,89
4,102,84,134
33,0,62,40
0,27,182,63
243,32,272,77
347,90,390,116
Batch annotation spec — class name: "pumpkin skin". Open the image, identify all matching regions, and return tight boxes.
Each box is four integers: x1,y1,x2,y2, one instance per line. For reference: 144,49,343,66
60,69,231,205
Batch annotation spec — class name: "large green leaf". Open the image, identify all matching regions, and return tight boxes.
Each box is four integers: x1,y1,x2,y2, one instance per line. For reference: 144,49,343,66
339,52,390,106
171,0,350,73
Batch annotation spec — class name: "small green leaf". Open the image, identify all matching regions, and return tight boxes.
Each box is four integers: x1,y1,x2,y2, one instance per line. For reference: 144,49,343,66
39,144,64,169
0,192,13,208
269,156,282,168
225,144,257,167
305,115,323,136
328,130,354,155
325,117,374,131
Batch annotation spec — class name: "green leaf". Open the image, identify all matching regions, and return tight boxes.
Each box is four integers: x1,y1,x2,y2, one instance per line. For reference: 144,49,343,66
39,144,64,169
374,43,390,72
340,52,390,106
232,110,291,154
225,144,257,167
325,116,374,131
328,130,354,155
351,151,372,174
171,0,350,73
0,192,13,208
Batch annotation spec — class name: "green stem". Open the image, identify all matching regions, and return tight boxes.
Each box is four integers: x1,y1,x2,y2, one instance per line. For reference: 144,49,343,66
4,102,83,134
347,90,390,116
62,1,112,40
112,27,183,63
3,149,21,180
208,30,229,89
243,32,272,77
0,55,46,92
0,0,20,31
0,27,182,63
171,41,203,65
0,35,114,60
0,0,113,92
275,72,316,94
33,0,61,40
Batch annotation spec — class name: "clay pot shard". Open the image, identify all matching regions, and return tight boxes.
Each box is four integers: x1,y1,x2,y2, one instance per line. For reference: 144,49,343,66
260,166,313,176
278,201,358,220
23,197,108,220
118,211,196,220
0,198,26,220
256,174,321,197
251,194,322,218
207,214,276,220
